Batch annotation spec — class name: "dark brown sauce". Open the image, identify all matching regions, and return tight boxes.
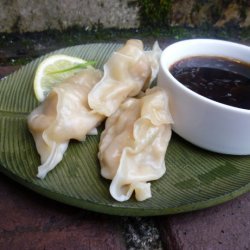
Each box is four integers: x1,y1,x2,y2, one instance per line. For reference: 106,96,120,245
169,56,250,109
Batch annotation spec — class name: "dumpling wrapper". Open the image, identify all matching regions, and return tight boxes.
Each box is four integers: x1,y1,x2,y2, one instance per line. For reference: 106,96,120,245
28,68,104,179
98,87,173,202
88,39,162,117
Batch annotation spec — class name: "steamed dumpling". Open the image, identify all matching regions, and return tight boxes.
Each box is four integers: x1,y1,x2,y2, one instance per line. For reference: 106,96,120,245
88,39,162,117
98,87,173,201
28,68,104,179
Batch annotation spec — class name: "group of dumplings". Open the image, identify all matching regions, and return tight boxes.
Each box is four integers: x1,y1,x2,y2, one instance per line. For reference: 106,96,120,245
28,39,173,202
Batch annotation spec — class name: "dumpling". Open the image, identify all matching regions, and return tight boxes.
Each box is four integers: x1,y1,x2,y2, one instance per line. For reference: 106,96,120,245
28,68,104,179
98,87,173,201
145,41,162,86
88,39,162,117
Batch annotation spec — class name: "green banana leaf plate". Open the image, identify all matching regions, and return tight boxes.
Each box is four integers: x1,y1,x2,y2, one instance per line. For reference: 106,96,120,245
0,43,250,216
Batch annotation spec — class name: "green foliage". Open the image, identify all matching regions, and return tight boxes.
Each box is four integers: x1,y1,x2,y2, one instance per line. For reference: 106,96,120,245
138,0,172,27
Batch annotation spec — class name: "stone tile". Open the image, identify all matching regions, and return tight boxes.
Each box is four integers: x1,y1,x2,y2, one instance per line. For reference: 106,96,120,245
0,0,139,33
158,192,250,250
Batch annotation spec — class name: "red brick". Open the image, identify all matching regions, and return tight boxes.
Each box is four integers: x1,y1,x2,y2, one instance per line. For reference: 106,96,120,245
0,66,20,79
0,174,126,250
158,192,250,250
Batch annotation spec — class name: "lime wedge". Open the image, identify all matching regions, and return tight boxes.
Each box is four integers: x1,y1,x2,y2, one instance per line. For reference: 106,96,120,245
34,54,95,102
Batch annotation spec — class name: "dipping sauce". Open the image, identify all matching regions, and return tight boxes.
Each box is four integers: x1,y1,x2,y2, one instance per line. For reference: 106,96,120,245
169,56,250,109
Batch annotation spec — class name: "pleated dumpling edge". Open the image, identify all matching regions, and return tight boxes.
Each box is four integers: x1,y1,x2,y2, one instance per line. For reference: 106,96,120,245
98,86,173,202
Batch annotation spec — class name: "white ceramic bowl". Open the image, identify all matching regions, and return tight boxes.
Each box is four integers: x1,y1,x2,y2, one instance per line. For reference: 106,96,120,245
157,39,250,155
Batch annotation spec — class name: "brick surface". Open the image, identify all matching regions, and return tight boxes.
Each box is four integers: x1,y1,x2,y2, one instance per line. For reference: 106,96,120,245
1,34,250,250
0,66,20,79
0,174,126,250
158,192,250,250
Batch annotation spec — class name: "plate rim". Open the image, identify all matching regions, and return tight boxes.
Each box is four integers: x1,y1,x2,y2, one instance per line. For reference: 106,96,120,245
1,164,250,216
1,42,250,216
